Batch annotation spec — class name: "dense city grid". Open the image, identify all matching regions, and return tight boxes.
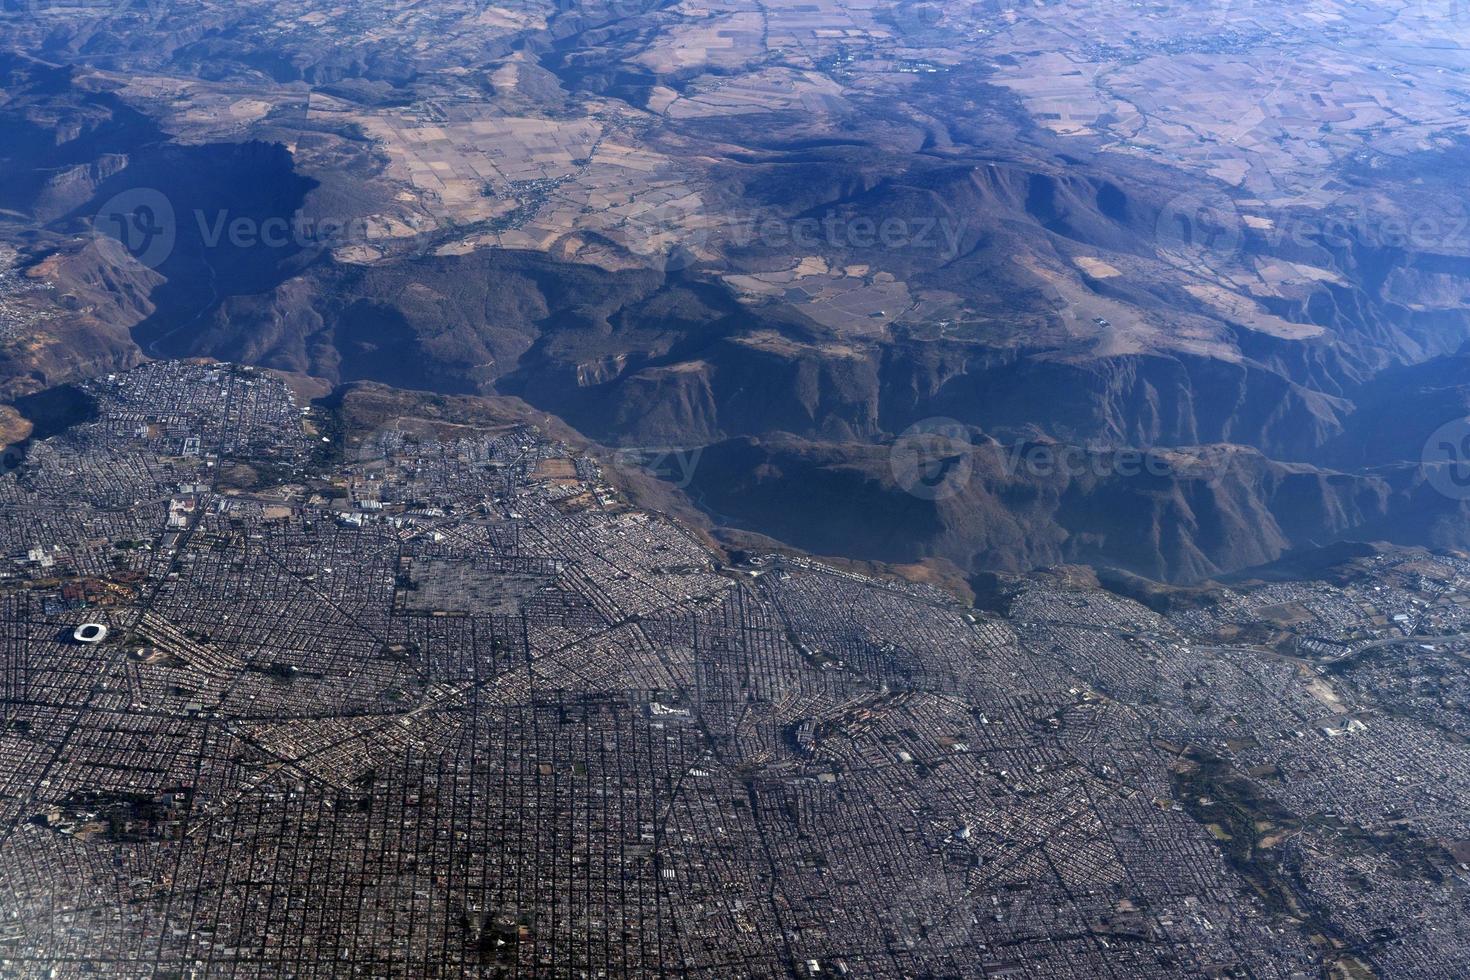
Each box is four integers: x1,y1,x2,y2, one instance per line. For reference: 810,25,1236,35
1,363,1469,977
